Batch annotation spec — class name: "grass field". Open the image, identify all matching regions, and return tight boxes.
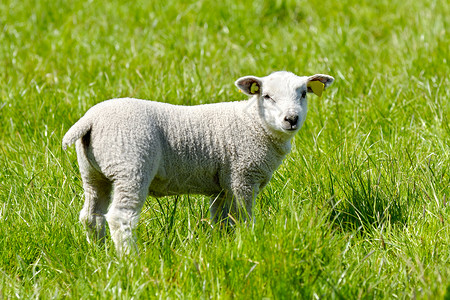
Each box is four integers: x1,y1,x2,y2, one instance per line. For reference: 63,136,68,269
1,0,449,298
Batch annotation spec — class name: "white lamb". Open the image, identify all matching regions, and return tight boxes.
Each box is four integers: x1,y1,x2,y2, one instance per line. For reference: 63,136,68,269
62,71,334,254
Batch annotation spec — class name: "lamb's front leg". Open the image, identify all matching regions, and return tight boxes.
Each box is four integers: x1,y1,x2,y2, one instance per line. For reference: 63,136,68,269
210,192,230,224
210,182,258,225
229,183,258,224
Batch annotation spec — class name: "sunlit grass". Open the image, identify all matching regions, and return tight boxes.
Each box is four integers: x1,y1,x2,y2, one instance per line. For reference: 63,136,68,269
0,0,449,298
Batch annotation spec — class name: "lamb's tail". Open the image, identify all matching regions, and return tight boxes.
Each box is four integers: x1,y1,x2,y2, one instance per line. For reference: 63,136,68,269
62,117,92,150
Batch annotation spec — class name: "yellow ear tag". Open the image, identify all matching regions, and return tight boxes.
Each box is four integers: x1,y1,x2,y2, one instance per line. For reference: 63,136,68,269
250,82,259,94
309,81,325,97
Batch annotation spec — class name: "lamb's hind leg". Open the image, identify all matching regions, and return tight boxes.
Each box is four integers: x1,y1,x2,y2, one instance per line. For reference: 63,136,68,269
79,173,112,243
106,176,152,255
76,140,112,243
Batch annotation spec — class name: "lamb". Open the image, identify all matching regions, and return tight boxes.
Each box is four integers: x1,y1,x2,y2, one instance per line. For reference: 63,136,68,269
62,71,334,254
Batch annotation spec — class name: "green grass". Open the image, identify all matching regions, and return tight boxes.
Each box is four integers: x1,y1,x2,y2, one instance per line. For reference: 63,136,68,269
1,0,449,298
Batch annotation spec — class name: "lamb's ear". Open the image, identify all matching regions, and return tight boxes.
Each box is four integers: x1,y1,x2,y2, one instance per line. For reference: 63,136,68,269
235,76,262,96
307,74,334,97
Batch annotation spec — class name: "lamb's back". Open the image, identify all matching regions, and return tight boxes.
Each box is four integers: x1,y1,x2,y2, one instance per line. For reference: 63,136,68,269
83,98,254,195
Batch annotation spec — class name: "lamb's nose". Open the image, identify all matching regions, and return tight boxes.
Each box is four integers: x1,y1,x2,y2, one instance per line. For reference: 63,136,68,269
284,114,299,127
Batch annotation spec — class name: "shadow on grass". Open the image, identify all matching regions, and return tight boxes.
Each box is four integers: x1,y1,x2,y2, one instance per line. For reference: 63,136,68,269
328,167,411,233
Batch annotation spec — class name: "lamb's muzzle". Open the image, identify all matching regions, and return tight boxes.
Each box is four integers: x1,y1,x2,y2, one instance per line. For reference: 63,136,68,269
283,111,299,130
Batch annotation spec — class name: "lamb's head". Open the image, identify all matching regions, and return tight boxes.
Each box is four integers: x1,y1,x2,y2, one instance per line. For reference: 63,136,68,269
235,71,334,137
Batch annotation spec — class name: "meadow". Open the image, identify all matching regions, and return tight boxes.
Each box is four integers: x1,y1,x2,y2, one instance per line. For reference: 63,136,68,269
0,0,449,298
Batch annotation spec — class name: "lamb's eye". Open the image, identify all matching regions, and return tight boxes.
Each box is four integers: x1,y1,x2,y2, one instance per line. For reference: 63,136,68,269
263,94,272,100
302,91,307,98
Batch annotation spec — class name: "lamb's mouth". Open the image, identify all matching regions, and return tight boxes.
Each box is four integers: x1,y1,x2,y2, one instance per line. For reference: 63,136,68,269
282,123,299,131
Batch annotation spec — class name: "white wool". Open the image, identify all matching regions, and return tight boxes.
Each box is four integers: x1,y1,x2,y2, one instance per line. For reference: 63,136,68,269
63,71,334,254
